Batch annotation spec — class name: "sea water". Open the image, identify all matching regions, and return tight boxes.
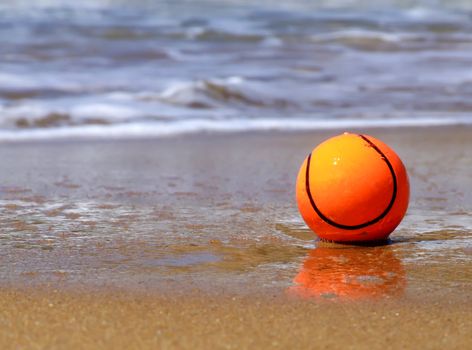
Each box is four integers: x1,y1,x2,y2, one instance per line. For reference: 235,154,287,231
1,0,472,141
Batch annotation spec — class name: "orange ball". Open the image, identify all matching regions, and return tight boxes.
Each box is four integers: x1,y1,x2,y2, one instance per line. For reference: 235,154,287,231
296,132,409,242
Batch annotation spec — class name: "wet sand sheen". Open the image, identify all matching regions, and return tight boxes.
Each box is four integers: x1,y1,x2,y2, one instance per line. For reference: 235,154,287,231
0,126,471,348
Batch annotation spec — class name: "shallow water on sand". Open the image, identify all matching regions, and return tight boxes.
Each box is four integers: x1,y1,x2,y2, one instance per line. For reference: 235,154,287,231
0,128,470,303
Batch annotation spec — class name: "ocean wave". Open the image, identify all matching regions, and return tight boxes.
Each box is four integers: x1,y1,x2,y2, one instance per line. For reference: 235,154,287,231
311,29,408,43
309,29,434,51
0,117,470,142
154,78,290,109
183,27,267,42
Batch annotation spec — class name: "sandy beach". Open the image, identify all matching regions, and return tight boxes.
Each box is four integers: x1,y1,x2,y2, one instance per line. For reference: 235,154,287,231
1,289,470,350
2,0,472,348
1,126,471,349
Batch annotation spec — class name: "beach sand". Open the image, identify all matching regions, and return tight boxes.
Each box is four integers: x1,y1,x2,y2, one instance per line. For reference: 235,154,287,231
0,126,471,349
1,289,470,350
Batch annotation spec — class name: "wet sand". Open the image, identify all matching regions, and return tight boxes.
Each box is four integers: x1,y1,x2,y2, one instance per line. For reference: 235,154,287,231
0,126,471,348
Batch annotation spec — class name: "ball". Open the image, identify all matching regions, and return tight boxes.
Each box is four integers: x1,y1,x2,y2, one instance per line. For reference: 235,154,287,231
296,132,409,242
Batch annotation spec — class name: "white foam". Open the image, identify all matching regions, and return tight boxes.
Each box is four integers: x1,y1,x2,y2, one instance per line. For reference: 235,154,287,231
261,36,283,47
225,76,244,85
0,72,37,90
160,81,201,100
404,6,467,22
70,103,141,120
311,29,410,43
0,117,470,142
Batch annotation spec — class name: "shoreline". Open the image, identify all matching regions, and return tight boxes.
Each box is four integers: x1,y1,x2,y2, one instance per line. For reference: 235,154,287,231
0,123,471,145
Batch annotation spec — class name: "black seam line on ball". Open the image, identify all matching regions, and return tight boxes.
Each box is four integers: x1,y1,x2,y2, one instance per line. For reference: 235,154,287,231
304,135,398,230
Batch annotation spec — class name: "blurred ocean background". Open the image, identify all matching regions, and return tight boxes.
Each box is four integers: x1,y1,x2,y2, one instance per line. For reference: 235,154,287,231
1,0,472,141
